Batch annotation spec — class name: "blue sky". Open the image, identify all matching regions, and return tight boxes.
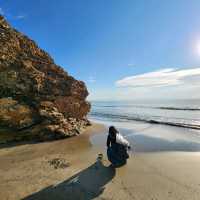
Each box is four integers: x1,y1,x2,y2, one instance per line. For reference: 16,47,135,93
1,0,200,100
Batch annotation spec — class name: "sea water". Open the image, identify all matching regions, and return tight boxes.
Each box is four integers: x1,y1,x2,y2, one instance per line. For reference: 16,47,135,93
89,99,200,152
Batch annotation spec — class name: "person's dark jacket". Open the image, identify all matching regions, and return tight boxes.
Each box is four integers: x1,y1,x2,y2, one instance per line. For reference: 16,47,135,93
107,134,116,147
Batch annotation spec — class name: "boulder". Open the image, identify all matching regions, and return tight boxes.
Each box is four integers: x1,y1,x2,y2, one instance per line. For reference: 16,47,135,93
0,15,91,143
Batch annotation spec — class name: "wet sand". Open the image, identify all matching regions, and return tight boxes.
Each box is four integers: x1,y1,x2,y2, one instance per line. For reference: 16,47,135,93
0,122,200,200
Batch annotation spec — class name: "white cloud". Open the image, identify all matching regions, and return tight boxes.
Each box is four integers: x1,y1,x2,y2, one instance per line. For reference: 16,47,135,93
116,67,200,88
88,76,96,83
127,63,135,67
0,7,4,15
108,67,200,100
89,67,200,101
0,7,26,20
15,15,26,19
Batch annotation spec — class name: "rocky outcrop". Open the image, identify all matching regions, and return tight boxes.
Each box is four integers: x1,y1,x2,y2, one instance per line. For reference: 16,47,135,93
0,15,91,143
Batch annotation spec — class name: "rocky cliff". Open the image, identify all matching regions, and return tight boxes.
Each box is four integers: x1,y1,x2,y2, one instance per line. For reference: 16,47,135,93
0,15,91,143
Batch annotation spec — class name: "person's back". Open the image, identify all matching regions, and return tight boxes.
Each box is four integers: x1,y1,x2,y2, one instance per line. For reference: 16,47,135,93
107,126,130,167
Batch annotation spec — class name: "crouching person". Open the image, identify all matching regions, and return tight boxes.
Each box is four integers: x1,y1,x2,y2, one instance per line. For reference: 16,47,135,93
107,126,131,167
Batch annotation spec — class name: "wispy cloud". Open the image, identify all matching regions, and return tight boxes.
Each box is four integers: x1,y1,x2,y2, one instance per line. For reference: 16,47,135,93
116,67,200,88
0,7,26,20
127,63,135,67
0,7,4,15
88,76,96,83
15,15,26,19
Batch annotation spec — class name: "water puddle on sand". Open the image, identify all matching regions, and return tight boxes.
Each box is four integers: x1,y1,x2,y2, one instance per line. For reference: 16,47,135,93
90,120,200,153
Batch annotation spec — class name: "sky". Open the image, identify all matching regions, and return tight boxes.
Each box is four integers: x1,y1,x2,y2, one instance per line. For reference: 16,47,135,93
1,0,200,101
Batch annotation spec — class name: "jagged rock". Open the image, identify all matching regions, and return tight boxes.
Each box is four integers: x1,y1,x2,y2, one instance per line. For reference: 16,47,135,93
0,15,91,143
0,98,36,129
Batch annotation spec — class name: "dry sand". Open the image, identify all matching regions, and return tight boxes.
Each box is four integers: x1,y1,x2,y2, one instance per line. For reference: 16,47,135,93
0,123,200,200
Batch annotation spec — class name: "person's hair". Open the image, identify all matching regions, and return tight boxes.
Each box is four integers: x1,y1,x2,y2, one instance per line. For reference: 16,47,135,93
109,126,118,138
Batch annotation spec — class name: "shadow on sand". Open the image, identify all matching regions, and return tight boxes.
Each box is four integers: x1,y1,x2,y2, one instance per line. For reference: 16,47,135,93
22,161,116,200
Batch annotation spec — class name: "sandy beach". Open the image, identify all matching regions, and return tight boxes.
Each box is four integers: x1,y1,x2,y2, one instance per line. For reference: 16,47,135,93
0,122,200,200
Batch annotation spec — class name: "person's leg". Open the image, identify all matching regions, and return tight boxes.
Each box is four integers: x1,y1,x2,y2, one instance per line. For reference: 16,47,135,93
107,147,118,166
107,147,112,163
116,144,128,166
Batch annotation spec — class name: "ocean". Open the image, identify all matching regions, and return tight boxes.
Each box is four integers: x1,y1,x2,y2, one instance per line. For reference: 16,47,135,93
89,99,200,130
89,99,200,152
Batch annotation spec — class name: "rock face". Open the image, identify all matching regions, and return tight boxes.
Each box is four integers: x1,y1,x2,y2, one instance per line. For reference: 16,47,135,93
0,15,91,143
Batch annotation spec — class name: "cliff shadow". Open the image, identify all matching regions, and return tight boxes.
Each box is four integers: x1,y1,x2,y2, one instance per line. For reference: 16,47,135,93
22,161,116,200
